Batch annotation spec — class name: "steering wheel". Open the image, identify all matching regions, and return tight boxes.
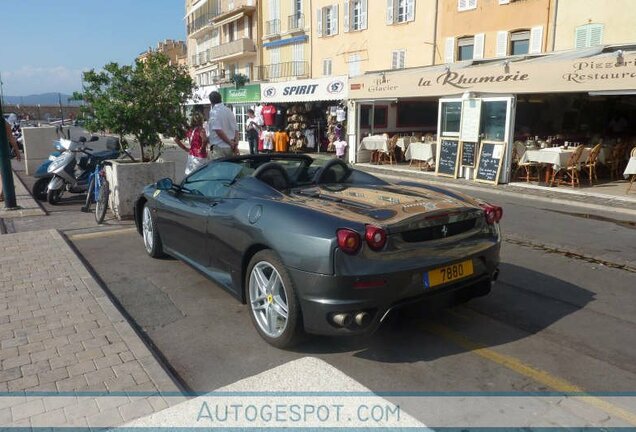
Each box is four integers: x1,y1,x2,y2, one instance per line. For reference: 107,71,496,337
314,158,351,185
253,162,291,191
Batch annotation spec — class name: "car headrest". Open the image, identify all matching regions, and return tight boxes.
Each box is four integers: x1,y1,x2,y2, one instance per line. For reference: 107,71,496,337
253,162,291,192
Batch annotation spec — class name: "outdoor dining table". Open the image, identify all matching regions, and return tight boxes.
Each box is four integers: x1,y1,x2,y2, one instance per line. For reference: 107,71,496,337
519,146,591,184
360,135,389,152
405,141,437,165
396,137,413,151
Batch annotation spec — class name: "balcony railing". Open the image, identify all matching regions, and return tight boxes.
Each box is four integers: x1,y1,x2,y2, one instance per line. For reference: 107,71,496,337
209,38,256,61
288,13,305,32
187,13,215,35
257,61,309,81
213,0,256,22
265,19,281,37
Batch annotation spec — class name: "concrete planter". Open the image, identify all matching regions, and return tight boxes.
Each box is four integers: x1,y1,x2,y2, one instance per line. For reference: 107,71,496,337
105,159,175,220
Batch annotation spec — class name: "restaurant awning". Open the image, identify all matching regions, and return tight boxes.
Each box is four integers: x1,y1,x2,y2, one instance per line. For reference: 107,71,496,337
260,75,348,103
348,45,636,100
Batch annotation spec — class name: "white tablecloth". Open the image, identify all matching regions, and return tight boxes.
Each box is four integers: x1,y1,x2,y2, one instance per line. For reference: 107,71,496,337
360,136,389,152
519,147,591,170
624,157,636,178
405,142,436,163
396,137,413,151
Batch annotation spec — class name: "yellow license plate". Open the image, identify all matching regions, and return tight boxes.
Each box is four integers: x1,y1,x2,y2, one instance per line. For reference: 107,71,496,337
424,260,474,289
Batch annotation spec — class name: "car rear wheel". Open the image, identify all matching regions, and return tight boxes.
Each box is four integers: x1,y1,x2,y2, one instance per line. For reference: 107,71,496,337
247,250,303,348
142,205,165,258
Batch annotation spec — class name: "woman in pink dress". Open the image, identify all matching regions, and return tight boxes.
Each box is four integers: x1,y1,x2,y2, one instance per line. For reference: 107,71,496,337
175,112,209,175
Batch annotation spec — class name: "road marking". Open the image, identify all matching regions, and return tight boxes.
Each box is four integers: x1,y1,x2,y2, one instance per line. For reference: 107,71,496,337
67,227,137,241
425,322,636,425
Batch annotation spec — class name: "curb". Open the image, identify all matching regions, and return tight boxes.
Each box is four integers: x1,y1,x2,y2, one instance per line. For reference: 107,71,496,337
357,164,636,217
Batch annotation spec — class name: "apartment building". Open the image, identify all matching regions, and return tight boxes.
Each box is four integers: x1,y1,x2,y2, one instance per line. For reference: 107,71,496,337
438,0,552,63
185,0,259,87
137,39,187,66
552,0,636,51
311,0,438,77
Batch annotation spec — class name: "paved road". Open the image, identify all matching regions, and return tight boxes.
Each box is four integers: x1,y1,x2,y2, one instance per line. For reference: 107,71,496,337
13,136,636,424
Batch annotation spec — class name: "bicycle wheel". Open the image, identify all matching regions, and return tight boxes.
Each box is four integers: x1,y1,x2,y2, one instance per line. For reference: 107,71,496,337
82,177,95,213
95,177,109,224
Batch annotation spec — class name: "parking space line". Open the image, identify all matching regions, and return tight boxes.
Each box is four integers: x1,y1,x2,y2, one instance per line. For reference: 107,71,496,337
424,322,636,425
66,227,137,241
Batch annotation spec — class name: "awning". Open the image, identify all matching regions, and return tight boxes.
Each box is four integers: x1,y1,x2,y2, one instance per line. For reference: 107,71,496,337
220,84,261,104
349,45,636,100
214,11,245,28
260,76,348,103
186,84,218,105
184,0,207,19
263,35,309,49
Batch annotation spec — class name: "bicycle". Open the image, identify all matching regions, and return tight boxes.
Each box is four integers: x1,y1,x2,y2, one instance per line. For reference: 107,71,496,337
81,160,112,224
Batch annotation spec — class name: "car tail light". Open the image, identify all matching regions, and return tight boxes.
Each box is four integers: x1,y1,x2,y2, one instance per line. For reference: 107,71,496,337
481,204,503,225
337,229,361,254
365,225,387,251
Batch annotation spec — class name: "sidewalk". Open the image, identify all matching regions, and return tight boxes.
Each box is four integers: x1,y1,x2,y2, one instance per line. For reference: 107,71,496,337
0,173,46,223
357,163,636,213
0,229,185,428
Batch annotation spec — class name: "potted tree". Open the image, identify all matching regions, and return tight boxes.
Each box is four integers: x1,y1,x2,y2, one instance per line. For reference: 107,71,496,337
74,53,194,219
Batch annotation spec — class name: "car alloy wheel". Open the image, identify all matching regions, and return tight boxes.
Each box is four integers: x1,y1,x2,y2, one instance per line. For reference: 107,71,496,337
249,261,289,338
142,206,154,254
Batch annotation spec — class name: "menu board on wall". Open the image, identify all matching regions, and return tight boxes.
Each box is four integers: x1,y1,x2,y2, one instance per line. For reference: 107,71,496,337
474,141,506,184
460,99,482,142
461,141,478,167
436,138,460,178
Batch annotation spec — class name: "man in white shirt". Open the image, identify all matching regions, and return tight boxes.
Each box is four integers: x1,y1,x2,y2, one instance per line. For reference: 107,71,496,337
207,91,239,159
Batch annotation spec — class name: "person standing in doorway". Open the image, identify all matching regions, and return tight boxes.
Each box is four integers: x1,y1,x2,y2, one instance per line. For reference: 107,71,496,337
207,91,239,159
245,109,261,155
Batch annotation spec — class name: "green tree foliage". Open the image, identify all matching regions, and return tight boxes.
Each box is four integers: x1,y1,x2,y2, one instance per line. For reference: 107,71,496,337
73,53,194,162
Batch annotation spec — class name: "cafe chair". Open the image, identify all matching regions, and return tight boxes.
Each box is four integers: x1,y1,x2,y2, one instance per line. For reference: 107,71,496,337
582,142,603,185
379,136,398,166
606,143,627,180
550,145,584,188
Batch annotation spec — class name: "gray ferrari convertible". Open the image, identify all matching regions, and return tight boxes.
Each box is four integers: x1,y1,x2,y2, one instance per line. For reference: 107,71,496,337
134,154,501,348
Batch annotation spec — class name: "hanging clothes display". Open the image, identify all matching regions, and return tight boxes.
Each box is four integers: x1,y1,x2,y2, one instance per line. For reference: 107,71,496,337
274,130,290,152
262,105,276,126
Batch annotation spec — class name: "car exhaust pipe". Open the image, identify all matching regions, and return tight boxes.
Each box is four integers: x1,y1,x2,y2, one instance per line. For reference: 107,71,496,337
332,313,352,327
354,311,370,327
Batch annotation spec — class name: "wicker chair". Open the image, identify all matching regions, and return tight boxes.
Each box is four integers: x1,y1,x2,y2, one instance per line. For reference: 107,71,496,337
550,145,585,188
379,136,398,165
606,143,627,180
514,142,541,182
582,143,603,185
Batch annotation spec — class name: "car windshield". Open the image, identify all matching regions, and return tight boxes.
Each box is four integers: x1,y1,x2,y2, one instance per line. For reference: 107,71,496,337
182,162,253,198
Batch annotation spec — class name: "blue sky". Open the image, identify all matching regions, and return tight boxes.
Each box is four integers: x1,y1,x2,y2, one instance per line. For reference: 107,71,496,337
0,0,185,96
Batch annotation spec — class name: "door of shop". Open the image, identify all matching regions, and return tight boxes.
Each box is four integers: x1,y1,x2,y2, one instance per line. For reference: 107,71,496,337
437,95,515,184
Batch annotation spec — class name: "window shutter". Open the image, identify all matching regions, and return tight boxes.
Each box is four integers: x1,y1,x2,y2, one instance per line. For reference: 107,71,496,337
361,0,368,29
529,25,543,54
444,37,455,63
590,24,604,46
574,27,587,49
392,51,398,69
386,0,394,24
406,0,415,22
468,0,477,8
317,8,323,36
400,50,405,68
496,31,508,57
499,0,510,3
473,33,485,59
458,0,467,10
344,0,350,32
331,4,339,35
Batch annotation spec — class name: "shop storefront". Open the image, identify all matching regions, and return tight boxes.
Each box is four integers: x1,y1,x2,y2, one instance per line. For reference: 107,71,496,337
259,76,348,153
219,84,261,153
349,46,636,187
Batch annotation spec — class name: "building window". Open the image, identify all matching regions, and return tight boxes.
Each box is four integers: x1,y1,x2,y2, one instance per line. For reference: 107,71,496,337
318,5,338,37
270,47,281,78
348,53,361,77
386,0,414,25
361,105,388,129
458,0,477,11
392,50,405,69
457,37,474,61
322,58,332,76
510,30,530,55
294,0,302,15
575,24,604,49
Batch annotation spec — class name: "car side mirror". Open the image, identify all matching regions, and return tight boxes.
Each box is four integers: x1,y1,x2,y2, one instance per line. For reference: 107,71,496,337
156,178,174,191
89,136,99,142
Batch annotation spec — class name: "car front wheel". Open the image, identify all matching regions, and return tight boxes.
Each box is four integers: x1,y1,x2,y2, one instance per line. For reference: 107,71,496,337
247,250,303,348
142,205,165,258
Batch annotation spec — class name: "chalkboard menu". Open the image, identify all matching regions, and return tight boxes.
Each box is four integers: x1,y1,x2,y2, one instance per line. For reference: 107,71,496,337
475,141,505,184
461,141,477,167
436,139,460,178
